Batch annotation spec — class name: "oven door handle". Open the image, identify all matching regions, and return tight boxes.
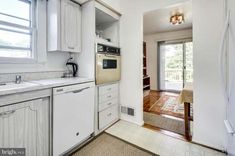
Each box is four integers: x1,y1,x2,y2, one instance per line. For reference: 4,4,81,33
105,54,118,58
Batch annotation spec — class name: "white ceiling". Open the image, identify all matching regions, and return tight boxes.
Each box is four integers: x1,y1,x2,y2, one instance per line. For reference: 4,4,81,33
143,1,192,35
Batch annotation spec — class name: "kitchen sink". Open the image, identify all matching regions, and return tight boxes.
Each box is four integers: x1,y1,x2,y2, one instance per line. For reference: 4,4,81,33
31,78,70,85
0,82,40,91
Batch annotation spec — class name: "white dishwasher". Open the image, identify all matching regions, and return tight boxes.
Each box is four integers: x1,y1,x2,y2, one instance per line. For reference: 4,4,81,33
53,82,95,156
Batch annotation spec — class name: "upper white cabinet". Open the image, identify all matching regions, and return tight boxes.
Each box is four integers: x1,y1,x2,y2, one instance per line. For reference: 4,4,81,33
48,0,81,53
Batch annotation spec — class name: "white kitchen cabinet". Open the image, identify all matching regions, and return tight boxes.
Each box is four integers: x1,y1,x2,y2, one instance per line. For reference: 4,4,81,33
99,104,118,130
0,98,50,156
48,0,81,53
99,91,118,103
99,83,118,95
98,83,119,131
53,82,95,156
99,98,118,111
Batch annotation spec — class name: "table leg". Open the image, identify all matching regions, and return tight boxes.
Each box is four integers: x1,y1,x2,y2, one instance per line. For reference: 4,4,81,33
184,102,191,141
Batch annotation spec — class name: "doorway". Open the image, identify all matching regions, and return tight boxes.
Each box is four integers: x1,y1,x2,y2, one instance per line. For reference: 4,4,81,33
143,0,193,138
158,40,193,92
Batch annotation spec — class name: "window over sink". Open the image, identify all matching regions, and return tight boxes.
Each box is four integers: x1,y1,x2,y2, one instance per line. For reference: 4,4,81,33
0,0,47,63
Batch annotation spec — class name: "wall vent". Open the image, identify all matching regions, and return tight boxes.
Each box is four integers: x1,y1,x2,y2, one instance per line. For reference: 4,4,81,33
121,106,135,116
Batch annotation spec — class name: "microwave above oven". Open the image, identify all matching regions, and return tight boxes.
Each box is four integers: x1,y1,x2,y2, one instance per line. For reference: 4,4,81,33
97,44,120,55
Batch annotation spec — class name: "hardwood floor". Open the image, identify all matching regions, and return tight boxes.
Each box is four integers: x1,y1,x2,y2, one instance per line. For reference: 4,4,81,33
144,90,180,116
143,90,161,111
143,90,186,137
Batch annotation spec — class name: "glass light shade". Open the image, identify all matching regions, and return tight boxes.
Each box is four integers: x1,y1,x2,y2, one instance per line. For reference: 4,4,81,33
170,14,185,25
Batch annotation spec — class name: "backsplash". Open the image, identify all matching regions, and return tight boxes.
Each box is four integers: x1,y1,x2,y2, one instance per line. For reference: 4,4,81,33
0,71,65,83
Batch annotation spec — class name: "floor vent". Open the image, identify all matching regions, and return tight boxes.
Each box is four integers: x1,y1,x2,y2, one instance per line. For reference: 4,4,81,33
121,106,135,116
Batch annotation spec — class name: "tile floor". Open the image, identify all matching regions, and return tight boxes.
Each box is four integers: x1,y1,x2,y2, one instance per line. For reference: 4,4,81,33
105,120,226,156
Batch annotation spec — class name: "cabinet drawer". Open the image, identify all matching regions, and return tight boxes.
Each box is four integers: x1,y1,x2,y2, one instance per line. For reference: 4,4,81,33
99,98,118,112
99,104,118,130
99,83,118,95
99,91,118,103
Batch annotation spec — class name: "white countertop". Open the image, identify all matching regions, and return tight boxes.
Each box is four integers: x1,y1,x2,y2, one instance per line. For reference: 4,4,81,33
0,77,94,96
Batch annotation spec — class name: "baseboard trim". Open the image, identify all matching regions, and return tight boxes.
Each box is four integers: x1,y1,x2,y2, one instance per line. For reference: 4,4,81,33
126,120,144,126
119,118,145,126
138,120,145,126
150,89,161,92
191,141,227,154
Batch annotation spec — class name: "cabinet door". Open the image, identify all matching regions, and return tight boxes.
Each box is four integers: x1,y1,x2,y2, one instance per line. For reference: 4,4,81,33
61,0,81,52
53,87,95,156
0,98,50,156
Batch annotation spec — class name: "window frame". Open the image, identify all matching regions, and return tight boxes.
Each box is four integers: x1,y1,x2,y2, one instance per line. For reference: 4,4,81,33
0,0,38,64
157,38,193,92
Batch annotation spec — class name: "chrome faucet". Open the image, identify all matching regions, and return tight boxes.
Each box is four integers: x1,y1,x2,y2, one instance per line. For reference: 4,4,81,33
15,75,22,84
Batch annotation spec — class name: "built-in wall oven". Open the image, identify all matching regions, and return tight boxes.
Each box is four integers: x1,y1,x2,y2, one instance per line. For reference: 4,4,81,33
96,44,121,85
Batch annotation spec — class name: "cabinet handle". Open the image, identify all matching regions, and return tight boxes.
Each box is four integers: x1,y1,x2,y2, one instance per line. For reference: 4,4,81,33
76,132,80,136
107,102,112,105
56,89,64,92
107,113,112,117
68,46,75,50
0,110,16,118
107,95,112,98
72,87,90,94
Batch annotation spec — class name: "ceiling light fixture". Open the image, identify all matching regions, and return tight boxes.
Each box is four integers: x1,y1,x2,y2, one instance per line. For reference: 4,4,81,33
170,14,184,25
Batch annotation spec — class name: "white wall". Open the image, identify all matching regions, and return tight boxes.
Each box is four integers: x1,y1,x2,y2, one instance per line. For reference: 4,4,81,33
193,0,226,150
144,29,192,90
0,52,70,73
118,0,189,126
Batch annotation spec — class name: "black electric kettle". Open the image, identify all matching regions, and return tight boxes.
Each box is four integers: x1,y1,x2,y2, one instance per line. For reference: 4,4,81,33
66,58,78,77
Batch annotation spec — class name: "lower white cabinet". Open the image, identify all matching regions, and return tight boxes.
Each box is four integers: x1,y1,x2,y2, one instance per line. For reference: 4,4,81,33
99,98,118,111
0,98,50,156
99,104,118,130
98,83,119,130
99,83,118,95
99,91,118,103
